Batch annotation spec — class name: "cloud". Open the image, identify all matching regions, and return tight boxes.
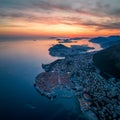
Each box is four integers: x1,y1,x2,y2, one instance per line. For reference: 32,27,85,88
98,22,120,30
0,24,27,28
0,11,26,18
0,9,120,31
31,1,106,17
32,1,70,11
0,0,113,17
95,0,120,17
79,21,120,30
109,8,120,17
0,0,120,31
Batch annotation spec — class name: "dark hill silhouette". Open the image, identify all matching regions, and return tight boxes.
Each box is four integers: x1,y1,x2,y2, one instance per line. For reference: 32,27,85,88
93,44,120,79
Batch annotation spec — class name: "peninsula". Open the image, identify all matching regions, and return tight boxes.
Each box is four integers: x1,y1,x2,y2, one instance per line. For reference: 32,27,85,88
34,40,120,120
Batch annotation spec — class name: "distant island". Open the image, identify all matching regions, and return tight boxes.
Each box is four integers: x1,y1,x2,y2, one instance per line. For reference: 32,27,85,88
56,37,90,43
34,35,120,120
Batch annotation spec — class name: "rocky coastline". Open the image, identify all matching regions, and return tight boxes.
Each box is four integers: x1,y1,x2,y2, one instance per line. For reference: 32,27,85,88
34,43,120,120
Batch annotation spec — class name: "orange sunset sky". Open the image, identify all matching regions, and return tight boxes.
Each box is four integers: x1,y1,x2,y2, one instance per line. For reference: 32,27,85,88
0,0,120,38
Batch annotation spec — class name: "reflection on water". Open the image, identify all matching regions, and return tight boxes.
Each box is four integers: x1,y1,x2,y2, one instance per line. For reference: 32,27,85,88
0,40,58,62
60,39,101,51
0,39,100,120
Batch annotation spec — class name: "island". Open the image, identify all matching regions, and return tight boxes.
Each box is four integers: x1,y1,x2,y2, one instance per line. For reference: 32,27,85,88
34,39,120,120
49,44,94,57
56,37,90,43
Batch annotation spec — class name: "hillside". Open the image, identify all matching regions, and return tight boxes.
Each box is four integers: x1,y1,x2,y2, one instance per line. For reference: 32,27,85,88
90,35,120,48
93,44,120,79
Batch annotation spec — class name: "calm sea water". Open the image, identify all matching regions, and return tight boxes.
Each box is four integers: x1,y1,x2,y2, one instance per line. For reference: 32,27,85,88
0,39,100,120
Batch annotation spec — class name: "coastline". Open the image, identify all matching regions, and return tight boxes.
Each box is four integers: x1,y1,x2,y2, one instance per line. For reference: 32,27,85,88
34,42,120,120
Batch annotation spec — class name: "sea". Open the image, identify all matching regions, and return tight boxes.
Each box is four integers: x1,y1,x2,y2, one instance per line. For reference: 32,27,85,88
0,39,100,120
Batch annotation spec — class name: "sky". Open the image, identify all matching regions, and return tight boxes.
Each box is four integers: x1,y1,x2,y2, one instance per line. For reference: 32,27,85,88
0,0,120,38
